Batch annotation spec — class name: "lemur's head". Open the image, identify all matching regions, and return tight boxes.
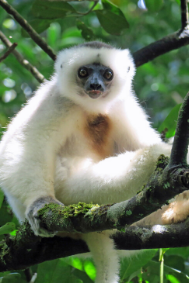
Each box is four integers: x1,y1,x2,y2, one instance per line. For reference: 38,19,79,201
55,41,135,112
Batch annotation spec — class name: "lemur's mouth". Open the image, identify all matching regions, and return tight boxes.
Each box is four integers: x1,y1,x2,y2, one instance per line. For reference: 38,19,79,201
87,90,102,99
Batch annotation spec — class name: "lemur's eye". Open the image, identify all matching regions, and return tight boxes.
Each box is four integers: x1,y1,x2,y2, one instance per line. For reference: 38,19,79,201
104,69,113,81
78,67,88,78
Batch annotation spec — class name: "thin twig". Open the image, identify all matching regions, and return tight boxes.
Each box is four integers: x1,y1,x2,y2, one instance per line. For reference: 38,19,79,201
0,42,17,63
181,0,188,30
77,1,98,16
0,0,56,61
0,31,44,83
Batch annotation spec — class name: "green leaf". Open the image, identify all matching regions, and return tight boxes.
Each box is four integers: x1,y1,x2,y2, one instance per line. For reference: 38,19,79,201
145,0,164,12
84,260,96,281
72,269,94,283
63,257,96,281
0,273,25,283
158,104,182,138
165,255,185,273
35,259,79,283
96,0,129,36
0,272,10,278
166,274,181,283
76,20,94,41
166,247,189,259
0,222,15,235
96,10,128,35
143,260,189,283
0,189,4,209
32,0,76,19
21,19,51,37
120,250,157,281
102,0,125,16
63,257,83,271
0,207,13,227
47,23,61,47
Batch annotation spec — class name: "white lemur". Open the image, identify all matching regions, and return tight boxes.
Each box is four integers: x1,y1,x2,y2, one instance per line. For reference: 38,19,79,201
0,41,188,283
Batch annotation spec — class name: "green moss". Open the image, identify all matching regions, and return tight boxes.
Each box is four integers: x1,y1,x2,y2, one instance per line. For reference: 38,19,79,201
96,204,112,215
125,210,132,216
38,202,100,219
146,185,153,192
137,184,146,194
156,154,169,171
163,182,170,189
118,228,125,232
0,240,9,264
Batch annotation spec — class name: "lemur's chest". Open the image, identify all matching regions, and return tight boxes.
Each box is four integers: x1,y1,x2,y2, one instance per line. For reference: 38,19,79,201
59,112,114,162
83,114,114,159
57,112,114,179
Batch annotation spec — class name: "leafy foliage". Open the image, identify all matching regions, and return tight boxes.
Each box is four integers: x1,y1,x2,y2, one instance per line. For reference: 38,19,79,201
32,0,76,19
145,0,164,12
120,250,158,281
95,0,129,35
0,0,189,282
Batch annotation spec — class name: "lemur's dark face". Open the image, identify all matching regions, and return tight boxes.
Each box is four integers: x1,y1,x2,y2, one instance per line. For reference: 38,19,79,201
76,63,114,99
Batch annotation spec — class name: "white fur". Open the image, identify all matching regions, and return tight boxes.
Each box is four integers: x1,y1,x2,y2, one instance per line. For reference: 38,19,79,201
0,43,174,282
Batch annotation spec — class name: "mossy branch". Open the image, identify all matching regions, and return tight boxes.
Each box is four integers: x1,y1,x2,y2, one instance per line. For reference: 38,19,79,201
113,218,189,250
1,219,189,271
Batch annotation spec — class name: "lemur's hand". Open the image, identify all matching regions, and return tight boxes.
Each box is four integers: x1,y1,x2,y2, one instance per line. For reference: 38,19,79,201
26,196,64,237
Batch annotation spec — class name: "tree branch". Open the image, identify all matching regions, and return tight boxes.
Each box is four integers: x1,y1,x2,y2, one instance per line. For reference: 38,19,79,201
1,219,189,272
181,0,188,30
0,42,17,63
113,219,189,250
0,31,44,83
133,30,189,67
0,0,56,61
76,1,98,16
133,0,189,67
169,92,189,167
0,222,89,272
